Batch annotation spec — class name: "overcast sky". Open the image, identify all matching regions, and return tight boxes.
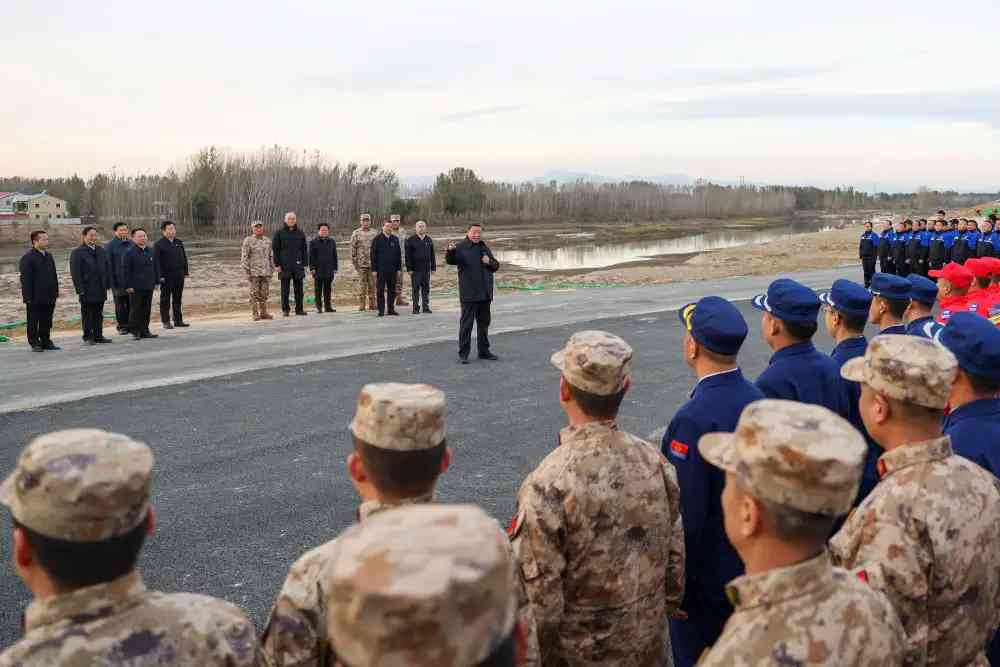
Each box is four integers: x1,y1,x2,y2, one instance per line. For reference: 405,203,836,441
4,1,999,190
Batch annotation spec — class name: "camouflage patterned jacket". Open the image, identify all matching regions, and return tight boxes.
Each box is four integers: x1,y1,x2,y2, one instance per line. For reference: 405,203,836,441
511,420,685,666
349,228,377,269
0,571,265,666
830,436,1000,667
699,551,905,666
260,494,433,667
241,235,275,277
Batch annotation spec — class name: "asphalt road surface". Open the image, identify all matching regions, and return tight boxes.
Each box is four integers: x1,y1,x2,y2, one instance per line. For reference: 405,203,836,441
0,266,862,646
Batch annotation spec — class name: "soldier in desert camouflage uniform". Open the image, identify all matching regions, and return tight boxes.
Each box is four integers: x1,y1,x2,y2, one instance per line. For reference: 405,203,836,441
511,330,685,666
325,504,524,666
0,429,265,667
831,335,1000,666
390,214,409,308
350,213,377,311
697,400,905,666
241,220,275,320
261,382,453,666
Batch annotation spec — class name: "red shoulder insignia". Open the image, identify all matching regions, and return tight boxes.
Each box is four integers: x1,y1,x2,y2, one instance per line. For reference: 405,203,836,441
669,440,689,461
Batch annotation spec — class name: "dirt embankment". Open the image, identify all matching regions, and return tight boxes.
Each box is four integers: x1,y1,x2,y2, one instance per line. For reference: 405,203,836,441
0,217,865,339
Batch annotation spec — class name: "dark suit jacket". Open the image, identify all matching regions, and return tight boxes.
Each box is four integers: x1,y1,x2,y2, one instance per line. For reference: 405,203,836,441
370,233,402,274
308,237,339,278
272,226,308,278
405,234,436,273
19,249,59,304
445,239,499,302
121,245,160,291
70,244,111,303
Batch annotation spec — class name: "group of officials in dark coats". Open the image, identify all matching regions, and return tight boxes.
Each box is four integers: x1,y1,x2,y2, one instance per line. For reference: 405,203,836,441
18,221,191,350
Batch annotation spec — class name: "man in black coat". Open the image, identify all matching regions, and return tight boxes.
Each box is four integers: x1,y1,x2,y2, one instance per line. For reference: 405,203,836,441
69,226,112,344
370,220,402,316
405,220,436,313
445,223,500,363
153,220,190,329
121,228,160,340
273,212,308,316
105,222,132,334
18,230,60,352
308,223,338,313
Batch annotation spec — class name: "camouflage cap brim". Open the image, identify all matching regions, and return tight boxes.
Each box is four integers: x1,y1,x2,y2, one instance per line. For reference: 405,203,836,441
841,357,866,383
0,472,16,512
550,349,566,373
699,433,739,474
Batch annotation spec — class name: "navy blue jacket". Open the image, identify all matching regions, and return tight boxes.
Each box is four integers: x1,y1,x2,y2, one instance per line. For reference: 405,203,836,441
69,244,111,303
104,237,133,291
121,245,160,291
943,398,1000,477
663,369,764,659
859,231,878,258
879,323,907,336
756,341,850,417
905,316,942,339
830,336,880,504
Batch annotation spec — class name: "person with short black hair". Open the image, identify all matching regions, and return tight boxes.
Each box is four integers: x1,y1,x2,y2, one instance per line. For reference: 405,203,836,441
858,221,879,287
877,219,895,275
446,223,500,363
0,429,266,665
308,222,338,313
371,220,402,316
904,273,943,339
262,383,456,666
121,228,160,340
104,222,132,334
70,225,112,344
153,220,189,329
272,212,308,316
697,400,905,666
512,331,684,665
18,231,59,352
752,278,849,416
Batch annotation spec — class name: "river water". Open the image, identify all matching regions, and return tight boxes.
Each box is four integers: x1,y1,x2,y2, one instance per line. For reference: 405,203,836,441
492,220,837,271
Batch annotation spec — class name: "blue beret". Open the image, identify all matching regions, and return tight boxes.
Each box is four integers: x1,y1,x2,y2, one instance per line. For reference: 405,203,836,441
818,279,872,318
752,278,820,324
906,274,938,306
678,296,748,355
937,312,1000,380
870,273,911,300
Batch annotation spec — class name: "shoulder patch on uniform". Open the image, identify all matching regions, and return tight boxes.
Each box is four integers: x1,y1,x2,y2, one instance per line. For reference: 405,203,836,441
507,508,525,541
668,440,689,460
856,569,868,584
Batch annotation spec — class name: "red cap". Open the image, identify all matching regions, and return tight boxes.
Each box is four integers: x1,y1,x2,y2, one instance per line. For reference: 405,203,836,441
928,262,974,289
981,257,1000,277
965,258,993,279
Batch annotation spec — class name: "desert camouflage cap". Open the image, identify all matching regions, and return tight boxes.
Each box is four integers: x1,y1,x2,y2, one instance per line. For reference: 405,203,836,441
390,214,401,222
327,503,517,667
0,429,153,541
700,400,865,516
841,334,956,409
550,330,632,396
250,220,263,228
360,213,371,220
350,383,446,451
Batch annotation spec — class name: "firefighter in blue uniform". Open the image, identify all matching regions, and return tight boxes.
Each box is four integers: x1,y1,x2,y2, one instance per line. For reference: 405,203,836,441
891,221,910,276
878,220,896,275
752,278,849,417
906,219,927,277
916,218,932,276
903,274,943,339
927,218,953,274
819,279,879,506
662,296,764,667
868,272,909,335
858,221,879,288
977,218,997,258
960,221,981,264
936,311,1000,667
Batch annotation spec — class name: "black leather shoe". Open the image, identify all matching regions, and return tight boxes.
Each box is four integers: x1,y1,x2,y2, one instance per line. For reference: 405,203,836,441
459,355,469,365
413,308,420,314
175,322,190,328
141,332,159,339
163,322,174,329
86,339,97,346
479,352,499,361
422,308,432,314
31,345,44,352
387,310,400,316
133,334,143,341
117,328,129,335
377,312,385,317
328,307,336,312
42,342,61,350
94,337,112,344
296,311,308,316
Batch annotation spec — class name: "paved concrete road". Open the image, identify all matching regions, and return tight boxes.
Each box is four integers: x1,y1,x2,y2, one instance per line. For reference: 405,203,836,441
0,267,860,646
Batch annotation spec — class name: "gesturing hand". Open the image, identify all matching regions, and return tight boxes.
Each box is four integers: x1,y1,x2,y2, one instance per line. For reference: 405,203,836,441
481,255,491,265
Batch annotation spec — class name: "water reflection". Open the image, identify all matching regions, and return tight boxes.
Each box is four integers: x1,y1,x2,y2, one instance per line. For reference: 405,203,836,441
493,222,833,271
